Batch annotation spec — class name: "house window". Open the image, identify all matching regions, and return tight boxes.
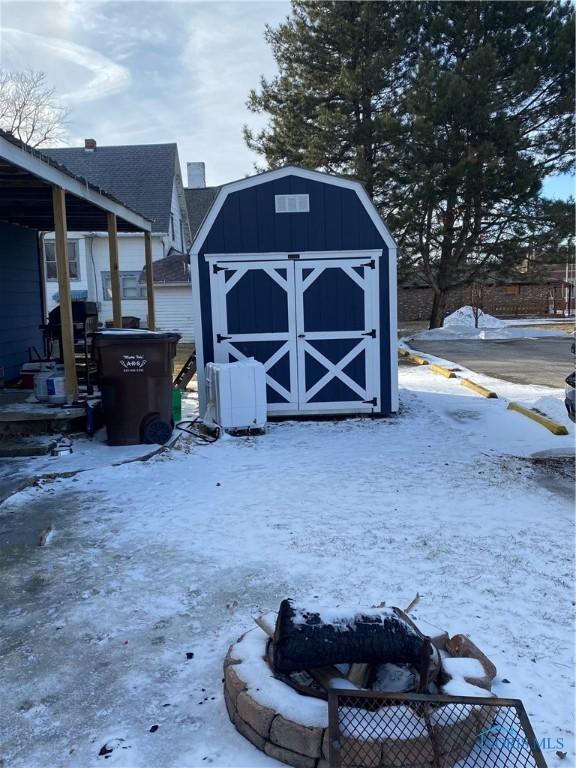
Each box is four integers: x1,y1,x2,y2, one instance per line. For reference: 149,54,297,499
275,194,310,213
45,240,80,280
170,213,175,241
101,271,147,300
180,220,184,249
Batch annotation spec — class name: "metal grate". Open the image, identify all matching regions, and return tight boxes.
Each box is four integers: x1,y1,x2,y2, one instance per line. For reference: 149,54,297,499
328,690,548,768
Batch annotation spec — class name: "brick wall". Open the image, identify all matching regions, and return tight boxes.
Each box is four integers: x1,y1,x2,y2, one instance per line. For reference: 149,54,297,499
397,282,566,321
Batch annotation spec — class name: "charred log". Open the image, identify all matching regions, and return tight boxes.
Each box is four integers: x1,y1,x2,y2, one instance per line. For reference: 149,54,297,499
271,600,438,685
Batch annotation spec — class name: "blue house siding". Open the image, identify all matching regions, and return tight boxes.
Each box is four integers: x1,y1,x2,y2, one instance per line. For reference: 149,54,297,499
197,175,394,412
0,222,43,381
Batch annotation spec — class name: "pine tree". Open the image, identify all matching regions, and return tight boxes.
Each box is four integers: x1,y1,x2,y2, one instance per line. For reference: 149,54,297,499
245,2,418,196
245,1,574,327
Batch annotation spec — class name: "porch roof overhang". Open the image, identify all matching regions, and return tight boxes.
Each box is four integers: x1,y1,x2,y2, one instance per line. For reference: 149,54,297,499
0,131,152,233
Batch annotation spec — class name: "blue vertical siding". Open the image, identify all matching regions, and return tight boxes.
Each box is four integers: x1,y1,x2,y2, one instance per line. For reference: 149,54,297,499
196,173,394,413
201,176,385,255
0,222,44,381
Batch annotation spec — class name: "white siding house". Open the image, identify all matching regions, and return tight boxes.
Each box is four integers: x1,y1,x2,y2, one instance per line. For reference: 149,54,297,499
139,164,220,343
44,231,164,324
155,286,195,342
42,141,191,332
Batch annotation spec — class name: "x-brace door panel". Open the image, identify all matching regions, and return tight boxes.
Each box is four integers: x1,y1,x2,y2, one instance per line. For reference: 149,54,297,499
294,258,380,412
210,260,298,410
210,254,380,414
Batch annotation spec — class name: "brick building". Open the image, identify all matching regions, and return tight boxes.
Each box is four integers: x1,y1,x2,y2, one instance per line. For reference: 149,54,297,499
397,277,572,322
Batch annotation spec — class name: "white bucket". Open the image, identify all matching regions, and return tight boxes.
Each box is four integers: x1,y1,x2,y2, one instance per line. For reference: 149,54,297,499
47,373,67,404
34,363,64,402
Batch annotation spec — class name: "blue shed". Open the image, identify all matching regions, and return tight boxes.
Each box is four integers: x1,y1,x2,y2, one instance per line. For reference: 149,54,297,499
190,167,398,418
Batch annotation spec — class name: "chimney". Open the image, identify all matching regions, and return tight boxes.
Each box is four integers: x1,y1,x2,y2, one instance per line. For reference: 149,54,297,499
84,138,96,151
187,161,206,189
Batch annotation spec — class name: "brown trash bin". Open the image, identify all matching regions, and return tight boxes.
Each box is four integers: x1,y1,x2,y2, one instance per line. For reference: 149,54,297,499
93,330,180,446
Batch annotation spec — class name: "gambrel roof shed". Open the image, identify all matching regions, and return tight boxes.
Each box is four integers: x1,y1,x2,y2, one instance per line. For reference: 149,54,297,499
190,166,398,419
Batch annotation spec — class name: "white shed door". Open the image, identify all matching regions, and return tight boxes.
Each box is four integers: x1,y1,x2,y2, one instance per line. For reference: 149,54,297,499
294,258,380,412
210,260,298,410
210,255,379,413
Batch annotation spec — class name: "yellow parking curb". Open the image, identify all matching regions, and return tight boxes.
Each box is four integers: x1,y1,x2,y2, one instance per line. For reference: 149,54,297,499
507,402,569,435
407,354,429,366
398,348,410,357
460,379,498,398
430,364,456,379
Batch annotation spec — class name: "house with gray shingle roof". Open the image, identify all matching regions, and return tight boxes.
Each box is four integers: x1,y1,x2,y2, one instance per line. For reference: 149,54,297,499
41,140,197,340
141,182,219,284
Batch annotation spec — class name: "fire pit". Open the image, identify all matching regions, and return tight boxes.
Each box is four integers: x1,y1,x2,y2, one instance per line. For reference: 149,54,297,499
223,601,497,768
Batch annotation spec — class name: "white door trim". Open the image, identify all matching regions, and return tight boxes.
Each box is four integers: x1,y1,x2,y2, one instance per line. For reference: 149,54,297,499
209,259,298,411
294,257,380,412
388,245,399,412
204,249,382,264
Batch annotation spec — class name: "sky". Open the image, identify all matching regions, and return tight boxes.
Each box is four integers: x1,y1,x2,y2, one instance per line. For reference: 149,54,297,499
0,0,573,198
0,0,291,186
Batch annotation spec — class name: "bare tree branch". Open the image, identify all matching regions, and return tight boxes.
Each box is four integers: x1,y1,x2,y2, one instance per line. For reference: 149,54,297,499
0,70,69,147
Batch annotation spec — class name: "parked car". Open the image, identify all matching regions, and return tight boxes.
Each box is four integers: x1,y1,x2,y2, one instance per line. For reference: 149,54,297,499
565,342,575,423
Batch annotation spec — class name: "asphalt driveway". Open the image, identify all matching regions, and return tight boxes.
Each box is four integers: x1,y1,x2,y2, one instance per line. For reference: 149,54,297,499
410,336,574,388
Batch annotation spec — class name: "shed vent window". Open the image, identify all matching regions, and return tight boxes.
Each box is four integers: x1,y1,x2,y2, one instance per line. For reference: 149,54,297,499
275,194,310,213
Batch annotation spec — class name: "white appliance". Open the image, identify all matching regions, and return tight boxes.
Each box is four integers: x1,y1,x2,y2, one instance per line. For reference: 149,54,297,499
205,359,267,431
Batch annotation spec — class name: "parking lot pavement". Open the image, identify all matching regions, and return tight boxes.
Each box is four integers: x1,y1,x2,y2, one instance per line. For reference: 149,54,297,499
409,336,574,388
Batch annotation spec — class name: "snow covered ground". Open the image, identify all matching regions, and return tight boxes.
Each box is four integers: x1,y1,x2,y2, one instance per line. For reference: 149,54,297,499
399,341,574,428
0,365,574,768
409,306,573,341
0,431,173,507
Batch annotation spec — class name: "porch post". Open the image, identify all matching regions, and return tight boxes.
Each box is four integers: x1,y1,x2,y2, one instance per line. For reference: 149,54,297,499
107,212,122,327
144,230,156,330
51,186,78,401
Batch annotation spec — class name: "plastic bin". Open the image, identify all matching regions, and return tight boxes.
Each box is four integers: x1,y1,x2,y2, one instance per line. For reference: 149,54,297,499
172,387,182,423
93,330,180,446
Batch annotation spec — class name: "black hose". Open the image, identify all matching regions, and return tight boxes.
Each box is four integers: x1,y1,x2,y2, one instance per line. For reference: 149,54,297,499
176,418,220,443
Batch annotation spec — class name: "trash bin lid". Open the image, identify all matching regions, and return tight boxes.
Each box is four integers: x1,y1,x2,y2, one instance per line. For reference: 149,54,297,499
94,329,181,343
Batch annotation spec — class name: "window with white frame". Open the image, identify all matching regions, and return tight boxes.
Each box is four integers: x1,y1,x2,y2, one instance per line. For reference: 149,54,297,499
45,240,80,280
101,271,147,300
275,194,310,213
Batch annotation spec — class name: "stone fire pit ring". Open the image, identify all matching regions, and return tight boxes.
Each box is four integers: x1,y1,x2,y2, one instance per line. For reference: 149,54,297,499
223,627,496,768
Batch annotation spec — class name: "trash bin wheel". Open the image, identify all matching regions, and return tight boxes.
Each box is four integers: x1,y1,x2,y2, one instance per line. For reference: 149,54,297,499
141,414,173,445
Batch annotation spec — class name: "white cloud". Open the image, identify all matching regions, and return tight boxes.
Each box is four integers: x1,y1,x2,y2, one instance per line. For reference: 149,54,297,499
0,26,131,103
178,1,288,182
0,1,290,185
